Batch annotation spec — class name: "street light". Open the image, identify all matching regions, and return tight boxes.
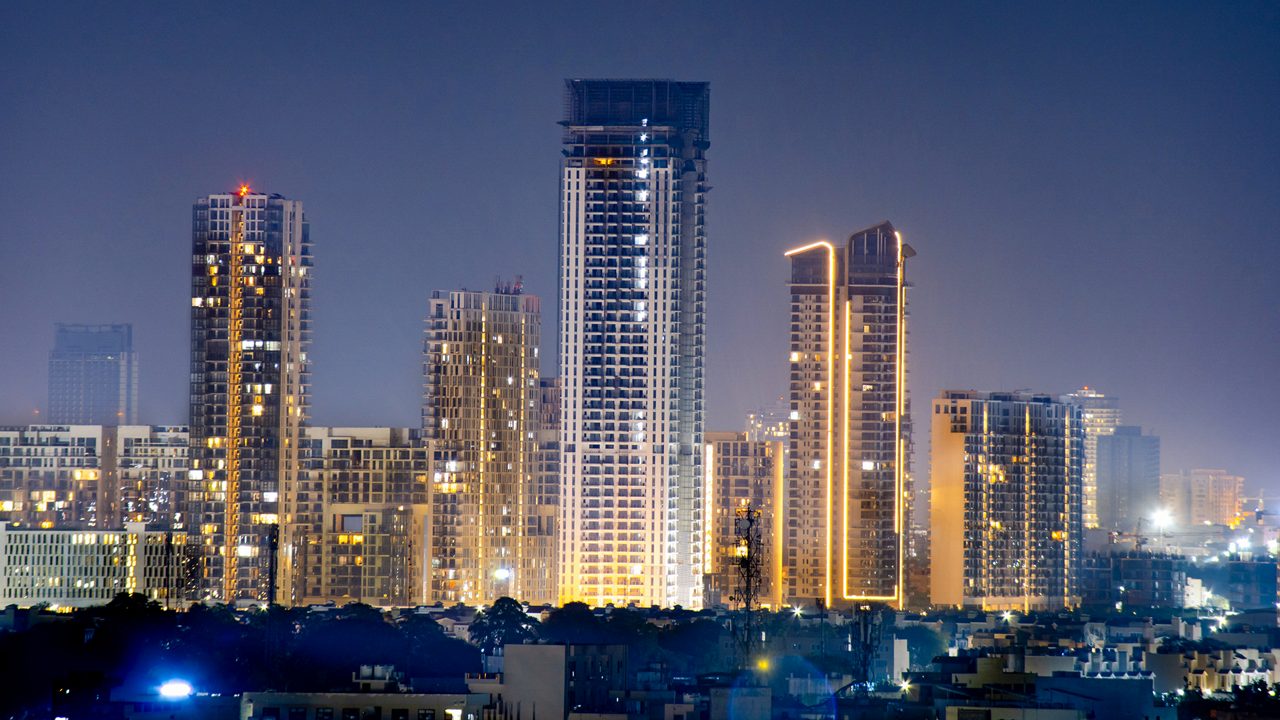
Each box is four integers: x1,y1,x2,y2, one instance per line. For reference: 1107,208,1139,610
158,679,193,700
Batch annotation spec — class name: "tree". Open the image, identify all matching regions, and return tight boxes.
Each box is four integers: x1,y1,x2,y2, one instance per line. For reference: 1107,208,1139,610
540,601,604,644
469,597,539,654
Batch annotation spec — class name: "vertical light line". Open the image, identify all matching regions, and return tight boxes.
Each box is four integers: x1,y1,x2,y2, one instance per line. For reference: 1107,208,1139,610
772,440,785,608
1024,403,1032,614
704,443,715,578
225,202,244,602
841,297,850,599
1064,411,1072,608
981,402,989,612
894,231,906,610
478,295,487,605
517,308,526,601
825,244,835,610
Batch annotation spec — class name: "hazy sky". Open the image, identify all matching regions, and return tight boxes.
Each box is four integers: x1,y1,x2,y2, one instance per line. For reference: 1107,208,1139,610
1,2,1277,494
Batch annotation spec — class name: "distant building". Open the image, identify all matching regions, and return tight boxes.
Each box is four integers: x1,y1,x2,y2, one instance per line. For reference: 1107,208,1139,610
536,377,561,587
745,400,790,443
116,425,188,529
931,391,1084,611
1095,426,1160,534
188,188,312,604
557,79,709,609
47,323,138,426
702,431,784,608
466,643,630,720
0,521,185,609
1161,469,1244,528
1061,387,1122,530
423,288,552,605
295,427,431,607
0,425,109,528
241,691,488,720
784,222,914,609
0,424,189,531
1080,551,1189,608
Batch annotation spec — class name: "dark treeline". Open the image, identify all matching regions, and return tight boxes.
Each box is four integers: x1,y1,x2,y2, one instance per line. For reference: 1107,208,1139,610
0,595,735,717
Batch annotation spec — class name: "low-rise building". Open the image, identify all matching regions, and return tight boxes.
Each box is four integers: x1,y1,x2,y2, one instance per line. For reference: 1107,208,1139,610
0,521,186,608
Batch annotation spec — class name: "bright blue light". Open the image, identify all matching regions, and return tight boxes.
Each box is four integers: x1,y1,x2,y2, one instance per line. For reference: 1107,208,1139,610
158,679,193,699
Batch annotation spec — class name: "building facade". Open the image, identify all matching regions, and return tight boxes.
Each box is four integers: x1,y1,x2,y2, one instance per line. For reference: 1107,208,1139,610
116,425,188,529
702,431,784,609
1061,387,1122,530
783,222,913,609
423,288,552,605
0,521,186,609
295,427,430,607
1161,469,1244,528
188,188,311,603
0,425,109,529
931,391,1084,611
1095,426,1160,534
557,79,709,608
47,323,138,426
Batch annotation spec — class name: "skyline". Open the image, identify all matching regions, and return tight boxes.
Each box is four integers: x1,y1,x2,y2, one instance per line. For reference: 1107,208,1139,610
2,3,1278,493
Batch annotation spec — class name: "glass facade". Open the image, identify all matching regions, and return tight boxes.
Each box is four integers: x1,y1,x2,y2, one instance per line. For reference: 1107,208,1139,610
47,323,138,426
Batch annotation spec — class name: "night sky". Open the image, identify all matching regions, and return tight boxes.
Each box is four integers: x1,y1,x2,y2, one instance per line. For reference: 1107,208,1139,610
2,2,1277,495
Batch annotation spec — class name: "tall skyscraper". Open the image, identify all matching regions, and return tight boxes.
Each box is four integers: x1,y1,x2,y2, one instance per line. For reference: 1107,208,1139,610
1061,387,1122,529
1095,425,1160,534
702,431,784,609
188,187,311,603
783,222,913,609
557,79,709,608
423,287,553,605
296,427,431,606
930,391,1084,612
47,323,138,425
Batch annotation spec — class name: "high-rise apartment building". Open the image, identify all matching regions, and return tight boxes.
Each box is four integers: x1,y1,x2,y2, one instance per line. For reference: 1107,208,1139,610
424,288,552,605
1161,469,1244,528
702,431,784,609
295,427,431,607
536,377,562,586
783,222,913,609
930,391,1084,612
188,187,311,603
558,79,709,608
1061,387,1122,529
0,425,109,528
0,425,189,531
47,323,138,425
1095,425,1160,534
117,425,188,528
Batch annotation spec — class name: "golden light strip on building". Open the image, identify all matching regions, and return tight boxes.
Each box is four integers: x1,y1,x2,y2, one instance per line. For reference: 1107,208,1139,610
772,440,786,609
517,311,526,602
981,402,990,612
841,297,850,599
477,298,487,605
1023,403,1032,614
835,231,907,607
703,442,715,577
224,203,245,602
784,240,836,609
1063,411,1072,608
